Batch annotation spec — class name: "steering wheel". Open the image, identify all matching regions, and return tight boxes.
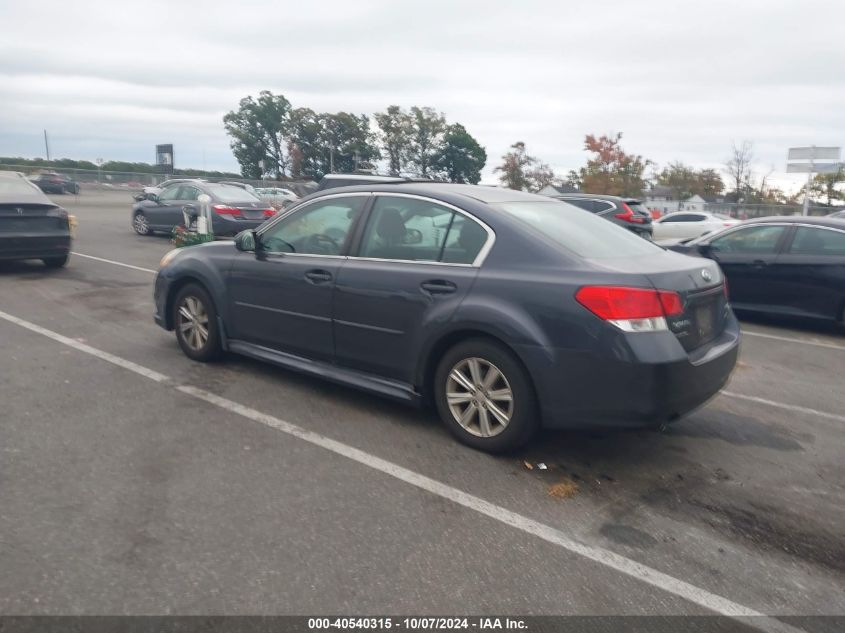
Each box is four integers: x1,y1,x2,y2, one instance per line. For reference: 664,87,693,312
307,233,340,254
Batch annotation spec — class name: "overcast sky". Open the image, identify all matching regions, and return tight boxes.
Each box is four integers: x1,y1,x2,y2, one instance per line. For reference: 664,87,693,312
1,0,843,190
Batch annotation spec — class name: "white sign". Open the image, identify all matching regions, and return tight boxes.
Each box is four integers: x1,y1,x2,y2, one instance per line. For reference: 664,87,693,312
787,146,841,161
786,162,842,174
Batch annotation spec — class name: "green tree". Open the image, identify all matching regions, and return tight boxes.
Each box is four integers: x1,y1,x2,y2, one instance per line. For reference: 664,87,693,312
432,123,486,184
407,106,446,178
494,141,536,191
579,133,650,196
810,167,845,205
374,105,413,176
656,162,724,200
223,91,293,179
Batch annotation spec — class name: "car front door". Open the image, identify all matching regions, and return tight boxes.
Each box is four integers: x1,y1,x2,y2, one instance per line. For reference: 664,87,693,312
332,194,488,384
227,194,368,360
145,184,188,230
769,225,845,319
705,224,790,310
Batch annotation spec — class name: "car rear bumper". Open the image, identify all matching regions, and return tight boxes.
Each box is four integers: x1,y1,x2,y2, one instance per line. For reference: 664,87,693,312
518,313,741,429
0,233,71,260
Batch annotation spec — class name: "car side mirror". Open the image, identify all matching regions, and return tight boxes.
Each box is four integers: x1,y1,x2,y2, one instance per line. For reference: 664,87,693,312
698,243,713,256
147,193,160,203
234,229,256,252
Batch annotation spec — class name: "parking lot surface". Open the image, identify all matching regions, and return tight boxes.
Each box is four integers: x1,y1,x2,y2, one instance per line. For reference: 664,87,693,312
1,191,843,621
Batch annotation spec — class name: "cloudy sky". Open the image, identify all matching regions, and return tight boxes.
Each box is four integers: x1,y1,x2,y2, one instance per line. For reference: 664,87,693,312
1,0,843,190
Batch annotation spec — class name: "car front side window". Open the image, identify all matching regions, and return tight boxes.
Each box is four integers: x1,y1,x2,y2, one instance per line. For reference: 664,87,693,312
157,186,182,201
259,196,366,255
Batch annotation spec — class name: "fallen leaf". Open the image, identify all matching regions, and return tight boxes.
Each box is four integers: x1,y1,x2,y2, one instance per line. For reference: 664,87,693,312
548,478,579,499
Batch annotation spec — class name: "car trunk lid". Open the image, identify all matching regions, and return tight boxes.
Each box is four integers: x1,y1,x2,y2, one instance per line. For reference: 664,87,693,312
591,251,727,352
0,203,67,232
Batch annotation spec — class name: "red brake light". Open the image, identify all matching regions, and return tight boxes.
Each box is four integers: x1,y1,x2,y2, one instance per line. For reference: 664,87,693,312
723,279,729,299
575,286,684,332
263,208,277,217
615,202,645,224
213,205,242,217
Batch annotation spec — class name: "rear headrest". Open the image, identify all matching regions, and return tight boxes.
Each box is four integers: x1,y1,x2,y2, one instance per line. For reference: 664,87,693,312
376,208,406,243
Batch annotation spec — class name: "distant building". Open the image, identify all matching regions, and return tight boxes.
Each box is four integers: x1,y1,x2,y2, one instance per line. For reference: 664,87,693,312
645,185,679,214
681,194,706,212
537,184,579,196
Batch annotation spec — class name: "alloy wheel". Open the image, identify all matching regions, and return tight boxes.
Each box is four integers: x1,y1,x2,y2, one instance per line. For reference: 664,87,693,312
177,296,210,351
133,213,150,234
446,357,514,438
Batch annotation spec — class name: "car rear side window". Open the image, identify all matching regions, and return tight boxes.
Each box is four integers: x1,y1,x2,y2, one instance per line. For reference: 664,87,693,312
493,200,660,258
788,226,845,256
710,225,786,254
359,196,487,265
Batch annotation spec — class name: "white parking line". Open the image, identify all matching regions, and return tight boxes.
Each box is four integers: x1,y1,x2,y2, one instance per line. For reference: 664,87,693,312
741,329,844,351
71,251,157,274
722,391,845,423
0,308,805,633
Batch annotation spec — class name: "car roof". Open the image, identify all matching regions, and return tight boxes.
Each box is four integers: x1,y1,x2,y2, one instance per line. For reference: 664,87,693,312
745,215,845,228
313,181,555,204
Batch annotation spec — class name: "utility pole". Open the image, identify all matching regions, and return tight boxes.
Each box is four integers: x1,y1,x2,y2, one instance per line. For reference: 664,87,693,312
43,130,51,161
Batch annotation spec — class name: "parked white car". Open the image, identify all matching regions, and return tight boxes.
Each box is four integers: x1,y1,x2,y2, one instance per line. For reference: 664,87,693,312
256,187,300,208
653,212,740,243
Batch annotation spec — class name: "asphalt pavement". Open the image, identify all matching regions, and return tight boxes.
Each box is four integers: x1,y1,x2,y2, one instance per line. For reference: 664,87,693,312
1,189,843,622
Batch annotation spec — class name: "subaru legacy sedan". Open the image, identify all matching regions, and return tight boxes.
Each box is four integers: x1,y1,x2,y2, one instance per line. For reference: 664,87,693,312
153,183,739,452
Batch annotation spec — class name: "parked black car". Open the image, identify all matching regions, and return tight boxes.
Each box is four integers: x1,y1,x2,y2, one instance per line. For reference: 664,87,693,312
0,171,71,267
30,172,80,195
669,216,845,323
550,193,653,239
131,182,278,237
154,183,739,452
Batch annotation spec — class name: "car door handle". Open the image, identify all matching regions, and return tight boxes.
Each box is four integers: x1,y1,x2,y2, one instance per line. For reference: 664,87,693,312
304,269,333,284
420,280,457,295
751,259,768,268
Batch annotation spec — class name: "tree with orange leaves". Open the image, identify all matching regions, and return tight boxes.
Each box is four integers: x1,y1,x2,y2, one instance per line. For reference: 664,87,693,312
578,133,650,197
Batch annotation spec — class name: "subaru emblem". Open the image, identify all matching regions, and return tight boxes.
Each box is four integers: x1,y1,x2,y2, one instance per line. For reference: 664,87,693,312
701,269,712,282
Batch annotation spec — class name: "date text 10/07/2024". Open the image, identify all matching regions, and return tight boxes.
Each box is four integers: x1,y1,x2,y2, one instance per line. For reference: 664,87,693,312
307,618,528,630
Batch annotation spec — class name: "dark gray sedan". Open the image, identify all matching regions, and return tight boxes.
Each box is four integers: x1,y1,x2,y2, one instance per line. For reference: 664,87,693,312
153,183,739,452
131,182,278,237
0,171,71,267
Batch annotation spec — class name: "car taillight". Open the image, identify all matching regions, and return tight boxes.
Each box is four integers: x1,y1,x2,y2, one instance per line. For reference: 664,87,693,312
213,205,242,217
575,286,684,332
723,280,729,300
614,202,645,224
263,208,277,217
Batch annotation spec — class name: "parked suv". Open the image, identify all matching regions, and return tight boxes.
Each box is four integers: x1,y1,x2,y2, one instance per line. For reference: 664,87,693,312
550,193,653,239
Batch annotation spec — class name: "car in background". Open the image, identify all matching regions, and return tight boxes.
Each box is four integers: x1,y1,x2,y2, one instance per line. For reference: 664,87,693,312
669,216,845,324
827,209,845,219
29,172,80,195
136,178,205,201
0,171,72,267
131,181,277,237
653,211,739,243
154,183,738,453
256,187,300,208
219,181,258,196
549,193,653,239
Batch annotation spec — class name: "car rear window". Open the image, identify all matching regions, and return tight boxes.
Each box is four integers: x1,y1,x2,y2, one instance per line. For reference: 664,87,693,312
492,200,661,258
205,185,260,203
0,178,42,195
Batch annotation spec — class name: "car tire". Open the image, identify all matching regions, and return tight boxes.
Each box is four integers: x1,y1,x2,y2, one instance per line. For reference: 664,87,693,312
173,283,221,362
133,211,153,235
43,255,69,268
434,338,538,453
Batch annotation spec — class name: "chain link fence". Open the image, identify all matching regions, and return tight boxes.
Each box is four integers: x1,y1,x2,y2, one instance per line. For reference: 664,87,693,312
701,202,834,219
0,164,318,198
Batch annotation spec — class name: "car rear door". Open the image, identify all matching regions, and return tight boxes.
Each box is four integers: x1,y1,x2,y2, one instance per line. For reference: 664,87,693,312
705,224,790,311
768,225,845,319
332,194,488,384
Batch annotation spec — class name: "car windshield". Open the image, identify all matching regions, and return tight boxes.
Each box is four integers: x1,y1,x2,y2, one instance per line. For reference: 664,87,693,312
206,184,260,203
492,200,661,258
